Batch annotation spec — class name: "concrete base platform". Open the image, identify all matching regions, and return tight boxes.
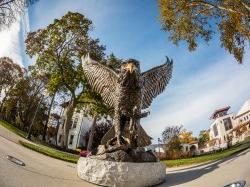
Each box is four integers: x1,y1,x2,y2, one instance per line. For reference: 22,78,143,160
77,157,166,187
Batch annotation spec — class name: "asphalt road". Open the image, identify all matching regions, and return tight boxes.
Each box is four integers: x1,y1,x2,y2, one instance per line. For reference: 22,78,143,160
0,125,250,187
0,125,95,187
162,147,250,187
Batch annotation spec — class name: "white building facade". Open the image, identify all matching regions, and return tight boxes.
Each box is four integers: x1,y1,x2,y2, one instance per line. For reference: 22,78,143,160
230,100,250,144
202,107,235,152
181,142,199,155
202,100,250,153
57,109,93,150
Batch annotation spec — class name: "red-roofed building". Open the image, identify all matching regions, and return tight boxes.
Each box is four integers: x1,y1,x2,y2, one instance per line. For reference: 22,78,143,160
210,106,231,120
201,100,250,153
204,106,235,152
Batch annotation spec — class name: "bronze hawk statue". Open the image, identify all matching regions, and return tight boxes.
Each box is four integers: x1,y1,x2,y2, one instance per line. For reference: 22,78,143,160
82,54,173,153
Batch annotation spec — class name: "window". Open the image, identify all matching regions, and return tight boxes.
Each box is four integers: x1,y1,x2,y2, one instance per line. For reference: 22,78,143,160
213,124,218,137
72,118,78,128
69,135,74,145
58,135,62,143
224,117,233,131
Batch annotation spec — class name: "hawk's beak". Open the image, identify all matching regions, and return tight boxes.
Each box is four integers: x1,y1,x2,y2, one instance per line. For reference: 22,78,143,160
126,63,134,73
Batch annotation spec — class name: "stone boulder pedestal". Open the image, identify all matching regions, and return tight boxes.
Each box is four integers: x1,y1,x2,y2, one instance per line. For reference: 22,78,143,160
77,157,166,187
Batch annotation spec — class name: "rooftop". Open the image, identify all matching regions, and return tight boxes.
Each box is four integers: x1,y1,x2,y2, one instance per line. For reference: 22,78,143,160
237,99,250,116
210,106,230,119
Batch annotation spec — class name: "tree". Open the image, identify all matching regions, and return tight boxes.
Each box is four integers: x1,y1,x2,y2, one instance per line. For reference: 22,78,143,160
198,130,210,147
162,125,183,151
42,92,56,141
28,65,59,141
0,57,23,113
158,0,250,63
162,125,183,144
26,12,106,149
179,130,196,144
0,0,37,30
3,72,47,136
105,53,123,72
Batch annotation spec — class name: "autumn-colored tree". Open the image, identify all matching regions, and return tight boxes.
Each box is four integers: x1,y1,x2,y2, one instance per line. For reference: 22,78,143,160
3,73,47,135
179,130,196,144
0,57,23,113
162,125,183,143
158,0,250,63
0,0,37,30
26,12,106,149
198,130,210,147
162,125,183,152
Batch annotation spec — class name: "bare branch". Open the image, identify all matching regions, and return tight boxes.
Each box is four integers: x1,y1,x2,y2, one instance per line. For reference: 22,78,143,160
187,0,247,17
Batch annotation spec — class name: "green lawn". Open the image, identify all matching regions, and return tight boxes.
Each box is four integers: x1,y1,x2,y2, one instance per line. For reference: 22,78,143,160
0,119,27,138
163,143,250,167
0,120,79,163
19,140,80,163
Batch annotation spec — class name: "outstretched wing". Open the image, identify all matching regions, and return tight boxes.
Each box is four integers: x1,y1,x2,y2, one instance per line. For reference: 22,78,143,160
82,54,118,108
141,57,173,109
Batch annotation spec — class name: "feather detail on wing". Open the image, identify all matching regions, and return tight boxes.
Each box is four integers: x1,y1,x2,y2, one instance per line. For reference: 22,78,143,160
81,54,119,108
141,57,173,109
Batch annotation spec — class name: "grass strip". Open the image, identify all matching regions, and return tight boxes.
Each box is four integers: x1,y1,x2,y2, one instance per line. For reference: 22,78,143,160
0,120,27,138
163,143,250,167
19,140,80,163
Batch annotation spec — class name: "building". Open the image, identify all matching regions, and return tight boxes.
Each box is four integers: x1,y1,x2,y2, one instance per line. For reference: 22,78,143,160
181,141,199,155
202,100,250,153
203,106,235,152
230,100,250,144
57,108,93,150
145,144,165,153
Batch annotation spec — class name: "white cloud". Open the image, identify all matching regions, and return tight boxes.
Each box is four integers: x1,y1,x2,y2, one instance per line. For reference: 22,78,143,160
142,54,250,142
0,22,23,66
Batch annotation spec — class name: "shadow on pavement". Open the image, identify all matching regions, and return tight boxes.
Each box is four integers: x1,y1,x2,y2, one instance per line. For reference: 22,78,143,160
159,148,250,186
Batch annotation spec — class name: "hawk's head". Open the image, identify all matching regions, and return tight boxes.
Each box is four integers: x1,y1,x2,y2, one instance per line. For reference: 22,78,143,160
120,59,141,87
121,59,140,74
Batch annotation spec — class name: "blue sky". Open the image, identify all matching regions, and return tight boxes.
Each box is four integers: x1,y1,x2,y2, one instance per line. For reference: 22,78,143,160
0,0,250,142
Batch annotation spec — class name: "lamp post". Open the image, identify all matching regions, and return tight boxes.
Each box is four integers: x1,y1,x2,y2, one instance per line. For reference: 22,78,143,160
26,95,44,140
157,138,162,158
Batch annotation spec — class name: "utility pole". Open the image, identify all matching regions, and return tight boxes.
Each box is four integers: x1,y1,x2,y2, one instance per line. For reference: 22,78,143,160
26,95,44,140
157,138,162,158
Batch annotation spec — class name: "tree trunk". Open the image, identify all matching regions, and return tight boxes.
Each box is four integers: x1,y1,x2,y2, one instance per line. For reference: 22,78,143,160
62,99,76,149
87,116,97,151
42,93,56,141
55,120,60,146
55,107,64,146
